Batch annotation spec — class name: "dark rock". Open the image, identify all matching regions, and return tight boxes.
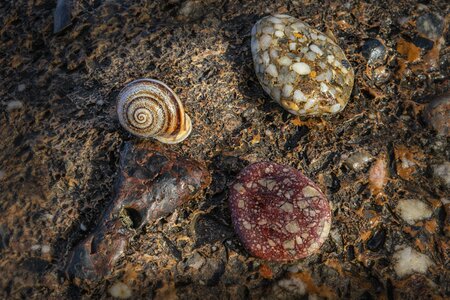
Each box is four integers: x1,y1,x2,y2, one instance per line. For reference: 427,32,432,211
22,258,50,274
198,259,225,286
193,213,233,248
284,126,309,151
367,228,386,251
65,142,210,279
324,173,341,193
54,0,72,33
416,13,444,40
412,36,434,51
423,93,450,136
361,39,387,66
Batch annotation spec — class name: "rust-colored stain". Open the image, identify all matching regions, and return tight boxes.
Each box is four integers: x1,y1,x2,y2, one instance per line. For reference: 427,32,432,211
394,145,416,180
369,154,388,195
291,272,336,299
259,264,273,279
424,219,438,234
397,38,421,62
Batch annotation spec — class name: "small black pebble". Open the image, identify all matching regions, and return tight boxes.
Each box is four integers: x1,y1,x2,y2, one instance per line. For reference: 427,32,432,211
367,228,386,251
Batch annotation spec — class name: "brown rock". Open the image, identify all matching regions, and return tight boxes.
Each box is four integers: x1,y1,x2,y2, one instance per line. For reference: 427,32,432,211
65,142,210,279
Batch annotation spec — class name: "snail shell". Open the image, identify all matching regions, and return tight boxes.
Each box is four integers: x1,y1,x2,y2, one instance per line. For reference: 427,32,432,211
117,79,192,144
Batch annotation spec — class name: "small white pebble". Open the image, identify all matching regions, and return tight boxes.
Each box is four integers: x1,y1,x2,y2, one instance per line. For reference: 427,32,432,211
292,62,311,75
393,246,434,277
274,30,284,37
41,245,51,254
278,56,292,66
318,35,327,40
266,64,278,77
315,72,327,82
397,199,432,225
269,48,279,59
259,34,272,51
282,84,294,97
300,47,309,53
6,100,23,111
293,90,306,102
304,98,316,110
262,26,275,34
327,55,335,63
274,23,285,31
320,82,329,93
109,282,132,299
310,44,323,56
311,32,318,40
289,43,297,51
31,245,41,251
80,223,87,231
305,51,316,61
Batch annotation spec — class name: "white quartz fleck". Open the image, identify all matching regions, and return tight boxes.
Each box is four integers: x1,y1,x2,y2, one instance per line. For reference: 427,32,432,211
282,84,294,97
262,26,275,34
396,199,432,225
283,239,296,250
304,98,316,110
278,56,293,66
330,103,341,113
266,64,278,77
259,34,272,51
292,62,311,75
310,44,323,56
285,221,300,233
302,186,320,197
234,183,245,194
320,82,329,93
270,48,279,59
327,55,335,63
293,90,306,102
393,246,434,277
289,42,297,51
243,221,252,230
305,51,316,61
238,199,245,208
280,202,294,213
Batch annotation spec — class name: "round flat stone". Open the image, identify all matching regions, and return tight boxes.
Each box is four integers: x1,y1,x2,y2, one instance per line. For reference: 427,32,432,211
228,162,331,261
251,14,354,116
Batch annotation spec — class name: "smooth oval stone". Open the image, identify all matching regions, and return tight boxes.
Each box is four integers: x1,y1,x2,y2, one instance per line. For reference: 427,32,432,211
251,14,354,116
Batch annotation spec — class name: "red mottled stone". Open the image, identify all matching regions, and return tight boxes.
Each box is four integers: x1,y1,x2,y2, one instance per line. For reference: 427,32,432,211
66,142,210,279
229,162,331,261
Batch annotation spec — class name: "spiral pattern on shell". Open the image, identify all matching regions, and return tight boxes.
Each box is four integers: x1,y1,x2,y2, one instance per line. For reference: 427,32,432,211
117,79,192,144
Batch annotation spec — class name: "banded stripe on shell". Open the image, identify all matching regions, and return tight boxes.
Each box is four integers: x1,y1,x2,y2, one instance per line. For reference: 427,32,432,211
117,79,192,144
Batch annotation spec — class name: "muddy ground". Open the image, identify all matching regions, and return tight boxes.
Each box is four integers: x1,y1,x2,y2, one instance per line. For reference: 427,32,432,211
0,0,449,299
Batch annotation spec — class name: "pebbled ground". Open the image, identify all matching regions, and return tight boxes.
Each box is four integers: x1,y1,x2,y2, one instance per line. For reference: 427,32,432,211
0,0,449,299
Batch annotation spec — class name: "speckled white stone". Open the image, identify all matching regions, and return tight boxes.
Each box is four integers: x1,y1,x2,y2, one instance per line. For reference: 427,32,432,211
251,14,355,116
